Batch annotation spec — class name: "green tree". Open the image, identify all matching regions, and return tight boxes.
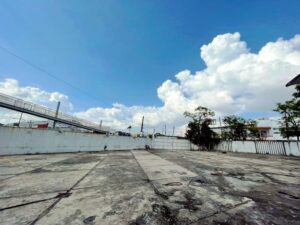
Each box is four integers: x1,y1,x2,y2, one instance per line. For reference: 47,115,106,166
184,106,219,149
223,116,259,140
247,120,260,139
274,85,300,140
184,106,215,123
223,116,247,140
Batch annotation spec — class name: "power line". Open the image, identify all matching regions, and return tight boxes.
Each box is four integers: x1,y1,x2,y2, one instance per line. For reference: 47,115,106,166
0,45,102,103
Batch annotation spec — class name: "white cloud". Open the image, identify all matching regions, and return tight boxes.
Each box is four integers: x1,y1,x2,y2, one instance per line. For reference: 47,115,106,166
0,79,73,124
76,33,300,130
0,78,73,111
1,33,300,134
200,32,249,68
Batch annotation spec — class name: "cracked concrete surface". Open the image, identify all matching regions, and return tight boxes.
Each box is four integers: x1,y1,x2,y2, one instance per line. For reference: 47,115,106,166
0,150,299,225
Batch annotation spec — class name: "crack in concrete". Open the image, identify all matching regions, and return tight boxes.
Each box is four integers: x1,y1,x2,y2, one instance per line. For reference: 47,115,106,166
28,154,107,225
1,152,106,177
0,155,84,181
0,190,69,200
188,200,253,225
0,192,71,211
260,172,286,184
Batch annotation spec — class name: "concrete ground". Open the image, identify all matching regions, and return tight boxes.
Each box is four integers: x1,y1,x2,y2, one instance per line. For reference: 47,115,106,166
0,150,299,225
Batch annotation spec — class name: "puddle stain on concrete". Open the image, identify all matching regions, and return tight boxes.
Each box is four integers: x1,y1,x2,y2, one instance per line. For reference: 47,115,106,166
147,150,300,225
0,150,299,225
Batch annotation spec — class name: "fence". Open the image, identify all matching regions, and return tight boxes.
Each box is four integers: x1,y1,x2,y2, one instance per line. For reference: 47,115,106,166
215,140,300,156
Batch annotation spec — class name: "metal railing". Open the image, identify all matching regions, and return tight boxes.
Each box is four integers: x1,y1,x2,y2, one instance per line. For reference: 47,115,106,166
0,92,107,132
215,140,300,156
255,140,286,155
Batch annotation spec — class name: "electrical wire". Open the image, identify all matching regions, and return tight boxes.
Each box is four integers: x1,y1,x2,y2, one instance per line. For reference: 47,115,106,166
0,45,102,103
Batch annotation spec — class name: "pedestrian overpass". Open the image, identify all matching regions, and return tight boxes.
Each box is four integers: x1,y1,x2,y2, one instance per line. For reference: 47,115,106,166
0,92,107,134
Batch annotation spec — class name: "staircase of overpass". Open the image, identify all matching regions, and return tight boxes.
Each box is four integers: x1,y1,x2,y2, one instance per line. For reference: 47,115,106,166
0,92,107,134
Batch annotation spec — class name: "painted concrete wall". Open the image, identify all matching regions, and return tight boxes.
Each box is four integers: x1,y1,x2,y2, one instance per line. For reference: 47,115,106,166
0,127,193,155
215,140,300,156
284,141,300,156
232,141,256,154
152,137,197,150
0,126,150,155
3,127,298,156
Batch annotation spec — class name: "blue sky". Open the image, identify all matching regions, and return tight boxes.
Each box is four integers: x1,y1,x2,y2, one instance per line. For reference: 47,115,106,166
0,0,300,130
0,0,299,108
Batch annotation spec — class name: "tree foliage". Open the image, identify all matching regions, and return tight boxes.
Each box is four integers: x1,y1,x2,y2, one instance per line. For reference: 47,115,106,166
222,115,259,140
247,120,260,139
274,85,300,140
184,106,219,149
184,106,215,123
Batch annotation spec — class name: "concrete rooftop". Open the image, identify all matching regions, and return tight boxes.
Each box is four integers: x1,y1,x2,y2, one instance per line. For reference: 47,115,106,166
0,150,299,225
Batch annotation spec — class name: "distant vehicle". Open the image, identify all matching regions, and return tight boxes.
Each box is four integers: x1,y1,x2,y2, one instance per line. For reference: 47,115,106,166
37,123,49,129
114,131,131,136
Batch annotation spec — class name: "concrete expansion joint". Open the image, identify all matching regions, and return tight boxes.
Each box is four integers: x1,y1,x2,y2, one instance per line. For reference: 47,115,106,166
260,172,286,184
28,156,107,225
0,191,72,212
1,150,299,224
188,200,253,225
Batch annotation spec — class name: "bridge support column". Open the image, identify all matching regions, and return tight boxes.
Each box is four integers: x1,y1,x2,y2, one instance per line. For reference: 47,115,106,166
53,101,60,128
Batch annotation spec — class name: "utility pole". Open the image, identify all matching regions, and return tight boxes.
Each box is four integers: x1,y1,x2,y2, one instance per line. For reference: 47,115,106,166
165,124,167,136
172,126,175,136
99,120,102,130
140,116,144,134
53,101,60,128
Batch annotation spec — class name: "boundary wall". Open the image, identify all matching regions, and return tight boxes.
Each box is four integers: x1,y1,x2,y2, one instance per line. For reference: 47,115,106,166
214,140,300,156
152,136,197,150
2,127,298,156
0,126,194,155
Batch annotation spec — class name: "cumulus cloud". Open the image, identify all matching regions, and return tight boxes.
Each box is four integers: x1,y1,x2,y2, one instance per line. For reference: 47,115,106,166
1,33,300,134
76,33,300,131
0,78,73,111
0,79,73,124
200,32,249,68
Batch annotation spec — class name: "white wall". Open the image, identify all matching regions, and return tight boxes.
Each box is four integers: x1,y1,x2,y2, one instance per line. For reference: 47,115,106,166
152,136,197,150
232,141,256,153
215,140,300,156
4,127,298,156
0,127,193,155
0,126,150,155
284,141,300,156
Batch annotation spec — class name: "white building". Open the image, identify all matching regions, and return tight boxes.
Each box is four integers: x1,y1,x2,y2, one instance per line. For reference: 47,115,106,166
210,117,296,140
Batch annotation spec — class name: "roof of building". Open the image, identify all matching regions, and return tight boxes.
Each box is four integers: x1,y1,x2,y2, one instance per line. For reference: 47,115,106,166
286,74,300,86
257,126,272,129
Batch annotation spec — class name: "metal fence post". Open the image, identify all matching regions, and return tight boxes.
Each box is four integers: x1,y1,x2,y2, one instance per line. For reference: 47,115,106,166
254,140,258,154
